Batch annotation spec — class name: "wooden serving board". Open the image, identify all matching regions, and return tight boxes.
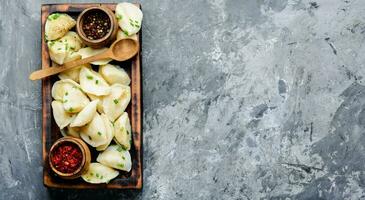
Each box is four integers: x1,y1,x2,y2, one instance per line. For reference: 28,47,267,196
41,3,142,189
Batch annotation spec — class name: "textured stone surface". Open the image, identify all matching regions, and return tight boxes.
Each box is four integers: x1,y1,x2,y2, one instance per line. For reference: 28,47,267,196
2,0,365,199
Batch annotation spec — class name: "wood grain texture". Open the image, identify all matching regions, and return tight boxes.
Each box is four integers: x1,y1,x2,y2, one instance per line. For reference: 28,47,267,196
41,3,142,189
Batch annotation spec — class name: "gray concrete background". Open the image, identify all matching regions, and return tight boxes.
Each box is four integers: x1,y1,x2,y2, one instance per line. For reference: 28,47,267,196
1,0,365,199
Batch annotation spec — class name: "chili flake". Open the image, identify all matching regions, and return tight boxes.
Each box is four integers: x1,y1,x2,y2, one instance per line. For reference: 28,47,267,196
51,142,83,173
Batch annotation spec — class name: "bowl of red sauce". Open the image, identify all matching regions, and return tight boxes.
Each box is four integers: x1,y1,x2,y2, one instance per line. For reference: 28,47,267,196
76,6,118,48
49,137,91,179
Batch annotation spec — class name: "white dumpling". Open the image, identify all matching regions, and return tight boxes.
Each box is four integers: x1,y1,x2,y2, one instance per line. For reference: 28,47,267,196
80,113,108,147
51,79,79,101
115,3,143,36
102,84,131,121
70,100,98,127
114,112,132,150
96,145,132,172
62,84,90,113
117,29,138,41
77,47,112,65
51,101,75,129
45,13,76,40
96,114,115,151
48,31,83,65
99,64,130,85
58,64,91,83
81,163,119,184
79,67,111,96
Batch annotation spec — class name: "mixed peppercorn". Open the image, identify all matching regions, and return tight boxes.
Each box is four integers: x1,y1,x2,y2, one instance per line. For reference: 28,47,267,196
82,11,111,40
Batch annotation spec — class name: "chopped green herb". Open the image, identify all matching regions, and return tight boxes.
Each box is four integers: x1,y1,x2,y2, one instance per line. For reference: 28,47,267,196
126,131,129,135
129,18,133,22
135,24,140,28
86,75,93,80
123,30,129,36
57,48,61,50
68,107,73,112
88,135,92,140
134,20,139,23
116,14,122,20
95,80,99,85
48,13,61,21
96,173,99,178
90,172,94,176
65,92,68,96
117,163,124,168
49,41,55,46
122,156,125,160
113,99,119,104
117,146,123,152
63,99,68,103
97,132,102,136
70,46,75,51
65,43,69,50
100,175,103,179
130,22,135,27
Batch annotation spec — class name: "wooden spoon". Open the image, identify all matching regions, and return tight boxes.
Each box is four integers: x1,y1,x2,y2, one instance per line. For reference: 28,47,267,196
29,38,139,80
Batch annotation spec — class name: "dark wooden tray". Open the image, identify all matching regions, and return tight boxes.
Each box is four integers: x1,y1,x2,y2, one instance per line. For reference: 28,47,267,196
41,3,142,189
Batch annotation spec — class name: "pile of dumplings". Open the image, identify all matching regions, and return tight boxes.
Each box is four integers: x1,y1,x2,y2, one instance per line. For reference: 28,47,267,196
45,3,143,184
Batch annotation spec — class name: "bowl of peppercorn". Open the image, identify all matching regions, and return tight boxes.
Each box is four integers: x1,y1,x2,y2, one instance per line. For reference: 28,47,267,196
49,137,91,180
76,6,118,48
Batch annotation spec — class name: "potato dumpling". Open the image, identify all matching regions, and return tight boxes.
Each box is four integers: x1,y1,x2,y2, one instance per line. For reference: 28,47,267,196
51,100,75,129
79,67,111,96
58,63,91,83
81,163,119,184
45,13,76,40
48,31,83,65
96,114,115,151
102,84,131,121
97,145,132,172
51,79,80,101
80,113,108,147
62,84,90,113
113,112,132,150
99,64,130,85
115,3,143,36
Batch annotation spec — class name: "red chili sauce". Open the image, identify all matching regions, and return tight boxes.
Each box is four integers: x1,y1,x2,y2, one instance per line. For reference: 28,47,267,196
51,142,83,173
82,11,111,40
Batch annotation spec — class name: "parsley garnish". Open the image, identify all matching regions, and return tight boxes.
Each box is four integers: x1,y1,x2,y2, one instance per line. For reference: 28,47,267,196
95,80,99,85
122,156,125,160
97,132,102,136
65,92,68,96
86,75,93,80
123,30,129,36
96,173,99,178
117,146,123,152
113,99,119,104
48,13,61,21
116,14,122,20
117,163,124,168
68,107,73,112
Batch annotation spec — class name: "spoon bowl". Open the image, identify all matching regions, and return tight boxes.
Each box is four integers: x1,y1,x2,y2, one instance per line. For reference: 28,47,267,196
110,39,139,61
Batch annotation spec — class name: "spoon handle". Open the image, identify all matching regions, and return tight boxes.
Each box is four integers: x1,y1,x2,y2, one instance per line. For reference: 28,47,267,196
29,51,111,80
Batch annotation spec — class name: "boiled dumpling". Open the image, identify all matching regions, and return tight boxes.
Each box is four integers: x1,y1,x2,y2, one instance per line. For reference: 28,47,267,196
77,47,112,65
114,112,132,150
117,29,138,41
47,31,83,64
79,67,111,96
51,101,75,129
102,84,130,121
115,3,143,36
58,63,91,83
96,145,132,172
62,84,90,113
51,79,80,101
45,13,76,40
80,113,108,147
99,64,130,85
96,114,115,151
70,100,98,127
81,163,119,184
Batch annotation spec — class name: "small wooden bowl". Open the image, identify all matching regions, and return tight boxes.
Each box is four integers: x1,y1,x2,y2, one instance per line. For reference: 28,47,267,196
76,6,118,48
48,137,91,179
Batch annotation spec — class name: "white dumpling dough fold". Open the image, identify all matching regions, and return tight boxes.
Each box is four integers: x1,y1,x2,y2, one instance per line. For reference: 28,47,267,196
102,84,131,121
114,112,132,150
80,113,108,147
96,145,132,172
79,67,111,96
51,101,75,129
115,3,143,36
81,163,119,184
70,100,98,127
99,64,130,85
45,13,76,40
